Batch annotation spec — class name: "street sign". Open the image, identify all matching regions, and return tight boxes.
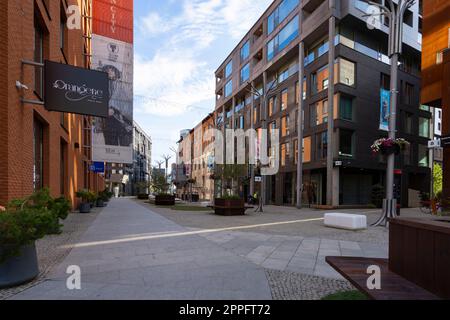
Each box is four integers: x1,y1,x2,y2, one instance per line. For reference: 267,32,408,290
89,162,105,173
255,176,262,182
428,139,441,149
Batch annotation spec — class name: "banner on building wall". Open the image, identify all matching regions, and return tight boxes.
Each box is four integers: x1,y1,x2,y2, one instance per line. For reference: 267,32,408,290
91,0,134,164
44,61,109,117
379,89,390,131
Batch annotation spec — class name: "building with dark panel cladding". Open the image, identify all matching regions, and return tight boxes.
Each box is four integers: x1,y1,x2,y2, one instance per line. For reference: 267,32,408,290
213,0,429,207
0,0,105,209
421,0,450,206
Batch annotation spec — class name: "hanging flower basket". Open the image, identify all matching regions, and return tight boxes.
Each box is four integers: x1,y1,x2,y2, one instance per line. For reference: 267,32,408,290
371,138,409,156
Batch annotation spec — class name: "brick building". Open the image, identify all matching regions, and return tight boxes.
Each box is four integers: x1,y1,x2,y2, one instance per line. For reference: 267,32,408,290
421,0,450,204
0,0,105,208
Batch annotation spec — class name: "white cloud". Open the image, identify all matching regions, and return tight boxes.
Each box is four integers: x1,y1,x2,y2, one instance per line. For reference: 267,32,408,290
135,0,272,117
134,53,215,117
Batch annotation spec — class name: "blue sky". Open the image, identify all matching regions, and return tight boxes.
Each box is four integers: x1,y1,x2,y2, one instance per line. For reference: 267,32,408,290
133,0,273,166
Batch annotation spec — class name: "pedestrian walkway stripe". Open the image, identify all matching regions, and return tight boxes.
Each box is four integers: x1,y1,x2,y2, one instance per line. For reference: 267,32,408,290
64,217,325,249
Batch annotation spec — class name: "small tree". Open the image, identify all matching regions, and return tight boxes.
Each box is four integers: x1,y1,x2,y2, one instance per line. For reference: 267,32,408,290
135,181,150,195
433,163,443,198
150,170,170,195
215,164,247,198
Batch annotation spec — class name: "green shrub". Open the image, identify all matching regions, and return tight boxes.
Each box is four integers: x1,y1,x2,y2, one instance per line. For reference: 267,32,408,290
76,189,96,203
0,205,56,263
7,189,71,235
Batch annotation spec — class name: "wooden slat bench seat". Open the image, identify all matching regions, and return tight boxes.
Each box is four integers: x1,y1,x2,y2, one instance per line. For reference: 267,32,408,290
326,256,440,300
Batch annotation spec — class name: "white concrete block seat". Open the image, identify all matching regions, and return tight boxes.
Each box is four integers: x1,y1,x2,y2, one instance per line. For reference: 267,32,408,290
324,213,367,230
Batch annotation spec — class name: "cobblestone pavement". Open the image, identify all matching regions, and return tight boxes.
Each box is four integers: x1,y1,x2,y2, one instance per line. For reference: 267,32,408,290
0,207,103,300
265,269,355,300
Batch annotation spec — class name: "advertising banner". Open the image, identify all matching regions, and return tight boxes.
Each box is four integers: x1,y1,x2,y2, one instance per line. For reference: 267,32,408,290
379,89,390,131
44,61,109,117
92,1,134,164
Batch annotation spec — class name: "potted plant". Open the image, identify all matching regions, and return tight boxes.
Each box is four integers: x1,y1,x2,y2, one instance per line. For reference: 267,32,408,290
151,170,175,206
213,164,247,216
96,193,106,208
0,190,68,288
76,189,93,213
7,189,71,235
371,138,410,156
98,190,111,206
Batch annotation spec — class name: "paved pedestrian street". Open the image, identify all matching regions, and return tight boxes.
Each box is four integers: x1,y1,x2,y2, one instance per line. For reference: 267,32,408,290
9,198,395,300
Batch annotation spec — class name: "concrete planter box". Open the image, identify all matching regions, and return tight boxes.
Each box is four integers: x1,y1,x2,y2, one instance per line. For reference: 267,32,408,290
0,243,39,289
155,195,175,206
214,198,245,216
79,202,91,213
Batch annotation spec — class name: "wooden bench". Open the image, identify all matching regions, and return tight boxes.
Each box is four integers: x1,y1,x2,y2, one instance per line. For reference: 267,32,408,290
326,256,440,300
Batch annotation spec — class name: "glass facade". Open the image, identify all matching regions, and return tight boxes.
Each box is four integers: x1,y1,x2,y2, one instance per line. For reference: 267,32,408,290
419,117,430,138
240,63,250,84
339,95,353,121
267,16,299,61
268,0,299,35
240,41,250,61
225,60,233,78
225,80,232,97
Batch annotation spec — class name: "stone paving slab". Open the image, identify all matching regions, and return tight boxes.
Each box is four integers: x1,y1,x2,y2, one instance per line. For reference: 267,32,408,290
199,227,388,281
10,199,272,300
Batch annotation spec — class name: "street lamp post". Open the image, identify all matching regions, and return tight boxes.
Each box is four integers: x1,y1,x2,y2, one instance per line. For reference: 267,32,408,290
364,0,416,227
246,74,279,212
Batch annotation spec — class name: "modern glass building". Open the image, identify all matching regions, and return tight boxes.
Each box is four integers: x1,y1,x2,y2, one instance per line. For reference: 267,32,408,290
213,0,429,207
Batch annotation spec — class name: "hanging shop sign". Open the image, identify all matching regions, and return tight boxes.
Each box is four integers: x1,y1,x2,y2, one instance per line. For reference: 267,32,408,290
44,60,109,117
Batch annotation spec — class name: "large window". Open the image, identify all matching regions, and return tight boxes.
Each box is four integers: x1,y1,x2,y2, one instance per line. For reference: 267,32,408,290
418,145,429,167
311,100,328,126
268,0,299,34
269,96,277,116
294,137,311,164
404,112,413,134
295,78,306,103
267,16,299,61
240,41,250,61
311,58,355,94
34,21,44,98
339,95,353,121
240,63,250,84
339,130,354,157
403,82,414,105
33,118,44,191
281,115,290,137
225,60,233,78
419,117,430,138
225,80,233,97
281,143,290,167
305,38,329,65
281,89,288,110
316,132,328,159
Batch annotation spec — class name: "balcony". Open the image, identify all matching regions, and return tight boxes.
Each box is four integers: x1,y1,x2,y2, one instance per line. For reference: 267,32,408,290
302,0,326,14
